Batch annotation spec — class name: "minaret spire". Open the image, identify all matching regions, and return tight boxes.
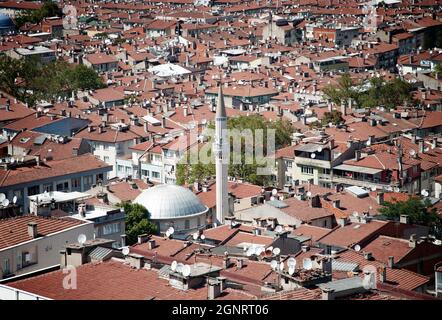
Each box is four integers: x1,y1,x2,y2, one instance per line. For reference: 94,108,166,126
215,81,229,225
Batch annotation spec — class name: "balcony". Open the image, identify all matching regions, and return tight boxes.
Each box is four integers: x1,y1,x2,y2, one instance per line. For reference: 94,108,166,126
330,176,397,189
295,157,331,169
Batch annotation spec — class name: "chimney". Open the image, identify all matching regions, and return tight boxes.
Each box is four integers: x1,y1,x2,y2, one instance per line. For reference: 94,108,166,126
137,234,149,244
388,256,394,268
379,266,387,283
376,192,384,205
301,245,310,252
418,139,424,154
161,116,166,128
400,214,409,224
409,234,417,248
332,199,340,208
28,222,38,238
193,181,201,192
236,258,245,270
127,253,144,269
147,239,156,250
223,256,231,269
143,121,149,133
72,147,79,157
355,150,361,161
368,135,375,146
337,217,347,227
208,280,222,300
340,100,346,116
121,234,127,247
432,137,438,149
183,107,188,117
363,252,372,260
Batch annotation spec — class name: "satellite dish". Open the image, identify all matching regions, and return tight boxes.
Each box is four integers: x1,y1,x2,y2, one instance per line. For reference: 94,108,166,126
176,263,184,274
182,265,191,277
288,266,295,275
272,247,281,256
275,225,283,234
77,234,87,245
168,227,175,235
122,247,130,255
0,193,5,202
200,234,205,240
421,189,429,197
272,189,278,196
165,230,171,238
394,187,400,193
354,244,361,252
310,153,316,159
255,247,263,256
246,247,254,257
287,257,296,268
371,186,377,191
409,149,416,156
192,232,199,240
303,258,313,270
317,146,323,153
306,191,312,197
171,261,178,272
2,199,9,207
270,260,278,270
12,196,17,204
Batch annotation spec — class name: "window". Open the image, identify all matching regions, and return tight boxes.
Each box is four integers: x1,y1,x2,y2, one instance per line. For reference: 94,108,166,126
3,258,10,275
56,181,69,191
103,156,110,163
71,178,81,189
197,217,201,227
151,171,160,179
13,189,23,202
103,222,121,235
184,219,190,230
141,170,149,177
42,183,53,192
301,166,314,175
27,185,40,196
103,144,109,151
118,165,124,173
83,175,93,190
286,161,293,169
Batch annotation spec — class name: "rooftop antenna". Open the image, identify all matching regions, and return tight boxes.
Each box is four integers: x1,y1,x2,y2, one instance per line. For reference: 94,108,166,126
182,265,191,277
77,234,87,245
272,247,281,256
303,258,313,270
122,247,130,256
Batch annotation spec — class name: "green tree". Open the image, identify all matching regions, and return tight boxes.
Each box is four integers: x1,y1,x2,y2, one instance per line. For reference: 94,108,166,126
0,56,105,106
321,110,343,126
69,64,106,91
15,1,62,28
379,197,442,236
323,73,357,105
119,202,157,245
176,115,294,187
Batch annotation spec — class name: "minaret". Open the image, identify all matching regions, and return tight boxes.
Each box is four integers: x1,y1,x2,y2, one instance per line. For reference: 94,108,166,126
215,84,229,225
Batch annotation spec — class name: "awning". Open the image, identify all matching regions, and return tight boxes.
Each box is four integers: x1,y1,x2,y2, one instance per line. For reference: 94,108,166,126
334,164,382,175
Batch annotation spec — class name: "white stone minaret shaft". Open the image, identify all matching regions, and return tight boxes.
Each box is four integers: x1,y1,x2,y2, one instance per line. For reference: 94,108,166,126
214,85,228,225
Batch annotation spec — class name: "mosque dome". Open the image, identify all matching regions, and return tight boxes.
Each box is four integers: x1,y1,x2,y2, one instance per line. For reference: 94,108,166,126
133,184,208,220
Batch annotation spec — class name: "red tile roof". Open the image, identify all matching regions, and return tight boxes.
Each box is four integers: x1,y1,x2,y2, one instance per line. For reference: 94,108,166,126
0,215,87,250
